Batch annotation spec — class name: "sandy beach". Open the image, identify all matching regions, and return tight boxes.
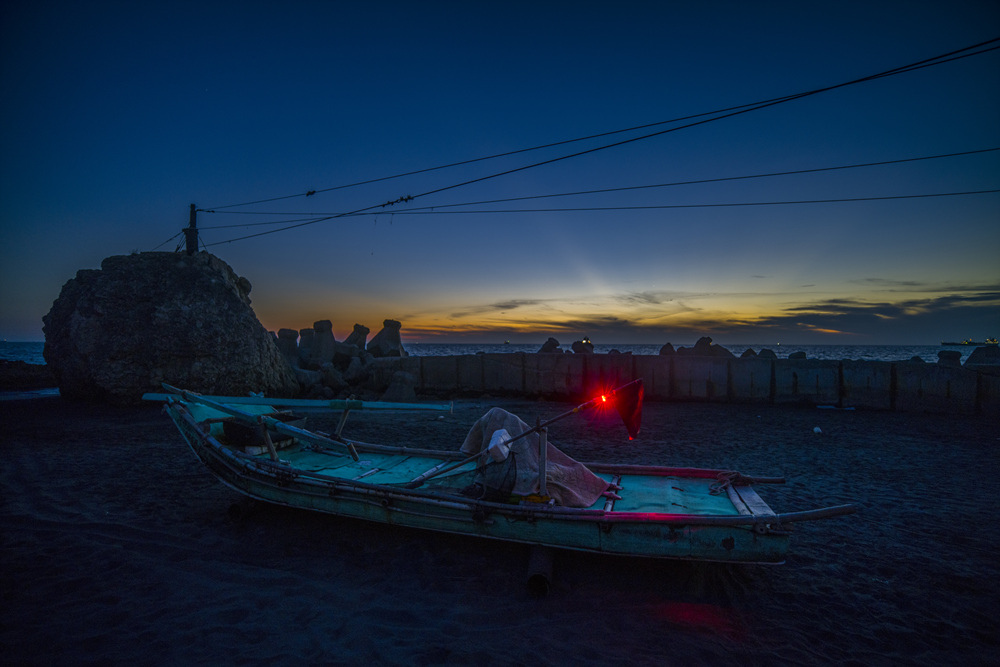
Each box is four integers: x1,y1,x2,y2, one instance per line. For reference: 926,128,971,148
2,395,997,665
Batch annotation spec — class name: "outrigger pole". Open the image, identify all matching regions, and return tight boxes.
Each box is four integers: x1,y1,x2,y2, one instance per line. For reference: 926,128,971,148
405,379,644,489
159,384,361,461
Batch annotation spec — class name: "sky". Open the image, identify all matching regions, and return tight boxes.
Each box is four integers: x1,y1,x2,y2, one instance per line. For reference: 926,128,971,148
1,1,998,346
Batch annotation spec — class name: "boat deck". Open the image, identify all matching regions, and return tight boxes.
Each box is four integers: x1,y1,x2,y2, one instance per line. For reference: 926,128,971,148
186,400,747,518
258,445,740,516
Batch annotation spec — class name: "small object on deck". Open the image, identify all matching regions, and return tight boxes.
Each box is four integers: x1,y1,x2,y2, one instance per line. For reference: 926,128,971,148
603,475,622,512
487,429,511,462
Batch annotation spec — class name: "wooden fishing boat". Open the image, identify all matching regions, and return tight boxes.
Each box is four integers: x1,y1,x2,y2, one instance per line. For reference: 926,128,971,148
146,382,855,565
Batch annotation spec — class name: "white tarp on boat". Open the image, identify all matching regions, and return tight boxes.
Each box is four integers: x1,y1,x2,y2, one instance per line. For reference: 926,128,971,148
460,407,610,508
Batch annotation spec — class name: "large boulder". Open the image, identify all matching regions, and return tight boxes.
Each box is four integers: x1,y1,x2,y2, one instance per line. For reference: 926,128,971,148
380,370,417,402
965,345,1000,375
343,323,370,349
42,251,299,404
538,337,562,353
676,336,735,358
367,319,408,358
319,362,350,393
297,328,314,367
937,350,962,367
276,328,300,365
307,319,337,368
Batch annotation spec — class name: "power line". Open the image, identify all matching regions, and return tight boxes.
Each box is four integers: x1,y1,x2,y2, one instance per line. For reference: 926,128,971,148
201,102,769,212
201,38,1000,214
199,215,338,230
198,190,999,245
201,99,826,212
202,38,1000,245
404,43,1000,205
201,147,1000,217
150,231,182,251
350,189,1000,215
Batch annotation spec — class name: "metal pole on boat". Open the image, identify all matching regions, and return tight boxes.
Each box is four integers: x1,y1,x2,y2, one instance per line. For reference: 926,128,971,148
500,378,644,451
405,379,643,490
537,417,548,498
404,449,484,488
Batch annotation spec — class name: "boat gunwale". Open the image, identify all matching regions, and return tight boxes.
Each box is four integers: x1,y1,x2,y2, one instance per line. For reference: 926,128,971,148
168,401,854,528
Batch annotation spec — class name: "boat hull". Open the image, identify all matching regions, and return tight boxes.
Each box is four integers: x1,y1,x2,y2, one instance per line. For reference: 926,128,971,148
166,401,793,564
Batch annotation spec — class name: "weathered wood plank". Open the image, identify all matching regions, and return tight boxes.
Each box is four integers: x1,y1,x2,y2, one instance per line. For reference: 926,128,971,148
735,485,776,516
726,485,751,515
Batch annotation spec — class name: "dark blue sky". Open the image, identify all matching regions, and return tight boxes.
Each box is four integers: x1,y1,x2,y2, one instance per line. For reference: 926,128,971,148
2,1,998,344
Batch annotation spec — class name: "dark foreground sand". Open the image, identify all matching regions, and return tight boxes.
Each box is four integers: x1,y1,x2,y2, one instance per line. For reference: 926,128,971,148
2,396,997,665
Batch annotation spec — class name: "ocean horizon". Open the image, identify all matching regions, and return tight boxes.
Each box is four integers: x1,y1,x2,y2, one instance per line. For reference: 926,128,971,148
2,340,986,365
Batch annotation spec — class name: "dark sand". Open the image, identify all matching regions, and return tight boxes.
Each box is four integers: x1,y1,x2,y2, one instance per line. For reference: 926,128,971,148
2,396,997,665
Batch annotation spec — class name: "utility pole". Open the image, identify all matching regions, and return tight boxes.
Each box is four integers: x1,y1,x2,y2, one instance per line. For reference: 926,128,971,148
184,204,198,255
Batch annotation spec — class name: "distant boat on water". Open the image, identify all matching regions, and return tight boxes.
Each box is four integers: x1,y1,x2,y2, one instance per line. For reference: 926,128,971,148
941,338,998,346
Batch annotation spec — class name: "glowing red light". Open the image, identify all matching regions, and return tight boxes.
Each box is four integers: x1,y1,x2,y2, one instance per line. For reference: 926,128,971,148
601,394,607,402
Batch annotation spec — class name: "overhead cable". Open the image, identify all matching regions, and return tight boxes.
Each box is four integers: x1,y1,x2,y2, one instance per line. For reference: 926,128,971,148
347,189,1000,215
203,38,1000,245
200,147,1000,219
201,37,999,214
199,189,999,245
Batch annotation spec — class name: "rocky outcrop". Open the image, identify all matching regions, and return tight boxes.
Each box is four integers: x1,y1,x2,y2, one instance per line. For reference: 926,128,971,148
271,318,402,399
307,320,338,369
42,252,299,404
658,343,675,356
367,319,408,358
937,350,962,366
965,345,1000,375
380,370,418,402
676,336,735,359
276,329,299,364
538,337,562,353
343,324,370,349
571,339,594,354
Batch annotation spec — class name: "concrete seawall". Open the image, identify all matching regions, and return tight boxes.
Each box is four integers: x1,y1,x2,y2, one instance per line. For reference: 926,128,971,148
370,353,1000,417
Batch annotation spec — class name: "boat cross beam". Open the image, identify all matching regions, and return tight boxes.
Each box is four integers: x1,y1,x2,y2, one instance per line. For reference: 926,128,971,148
161,384,360,460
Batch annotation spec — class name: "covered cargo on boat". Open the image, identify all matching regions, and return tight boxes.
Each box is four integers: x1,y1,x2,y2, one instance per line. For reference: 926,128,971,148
459,407,610,507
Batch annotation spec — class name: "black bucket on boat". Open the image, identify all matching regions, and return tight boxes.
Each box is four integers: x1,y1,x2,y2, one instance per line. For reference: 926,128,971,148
222,412,304,449
466,454,518,502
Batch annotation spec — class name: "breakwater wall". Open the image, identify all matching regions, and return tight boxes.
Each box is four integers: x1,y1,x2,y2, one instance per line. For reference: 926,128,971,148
370,354,1000,417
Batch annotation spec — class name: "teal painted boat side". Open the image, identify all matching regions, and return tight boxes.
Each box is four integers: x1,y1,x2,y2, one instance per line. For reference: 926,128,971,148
165,400,798,563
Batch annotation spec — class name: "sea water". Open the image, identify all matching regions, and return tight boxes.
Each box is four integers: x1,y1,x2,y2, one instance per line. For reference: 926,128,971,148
0,342,47,365
0,341,982,365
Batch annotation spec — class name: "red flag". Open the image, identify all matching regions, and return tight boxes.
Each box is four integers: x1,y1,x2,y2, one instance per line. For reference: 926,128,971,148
612,379,643,439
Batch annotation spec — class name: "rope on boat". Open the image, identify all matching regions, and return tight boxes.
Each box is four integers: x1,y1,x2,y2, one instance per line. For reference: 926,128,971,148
710,471,748,495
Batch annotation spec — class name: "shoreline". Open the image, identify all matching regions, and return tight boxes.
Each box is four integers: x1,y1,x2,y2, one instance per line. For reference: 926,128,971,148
0,360,56,391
